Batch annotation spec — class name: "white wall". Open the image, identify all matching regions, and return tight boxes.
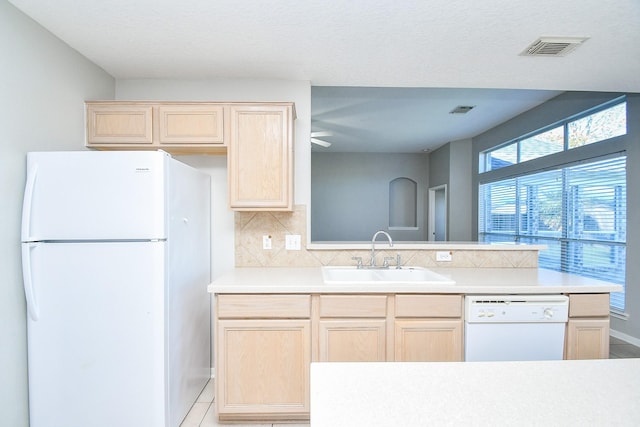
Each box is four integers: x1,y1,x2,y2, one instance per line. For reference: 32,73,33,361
0,2,115,425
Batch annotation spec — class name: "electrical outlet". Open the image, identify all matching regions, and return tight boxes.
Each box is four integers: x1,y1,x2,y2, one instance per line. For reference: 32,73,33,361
262,235,272,250
436,251,452,262
285,234,301,250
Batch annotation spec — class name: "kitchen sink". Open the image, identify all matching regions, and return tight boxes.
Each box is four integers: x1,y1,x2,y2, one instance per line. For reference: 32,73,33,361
321,266,455,285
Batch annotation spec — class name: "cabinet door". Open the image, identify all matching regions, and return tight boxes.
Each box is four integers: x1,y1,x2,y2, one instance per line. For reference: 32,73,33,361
86,104,153,144
566,318,610,359
158,104,225,144
228,104,293,211
319,319,386,362
217,319,310,420
395,319,463,362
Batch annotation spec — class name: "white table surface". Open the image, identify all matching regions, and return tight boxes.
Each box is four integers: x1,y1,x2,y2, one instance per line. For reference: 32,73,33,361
310,359,640,427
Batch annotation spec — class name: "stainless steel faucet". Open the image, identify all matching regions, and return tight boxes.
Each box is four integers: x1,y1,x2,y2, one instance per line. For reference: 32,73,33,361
370,230,393,267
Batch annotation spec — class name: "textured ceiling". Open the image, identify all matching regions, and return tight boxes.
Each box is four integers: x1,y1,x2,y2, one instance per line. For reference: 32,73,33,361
9,0,640,151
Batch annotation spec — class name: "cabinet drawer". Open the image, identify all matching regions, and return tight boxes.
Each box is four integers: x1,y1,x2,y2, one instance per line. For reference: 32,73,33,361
395,295,462,318
319,295,387,318
569,294,610,317
217,294,310,318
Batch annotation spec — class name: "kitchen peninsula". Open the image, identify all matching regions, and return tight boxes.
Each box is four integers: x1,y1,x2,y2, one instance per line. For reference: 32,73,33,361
208,264,622,423
311,359,640,426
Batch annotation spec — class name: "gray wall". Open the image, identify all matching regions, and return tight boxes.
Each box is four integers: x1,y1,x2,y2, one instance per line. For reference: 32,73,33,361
449,140,472,241
428,139,473,241
0,2,115,425
428,144,450,186
312,152,429,241
472,91,640,342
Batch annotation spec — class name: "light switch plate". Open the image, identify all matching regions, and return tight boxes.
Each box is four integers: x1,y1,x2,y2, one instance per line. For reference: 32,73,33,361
285,234,301,250
262,235,272,250
436,251,452,262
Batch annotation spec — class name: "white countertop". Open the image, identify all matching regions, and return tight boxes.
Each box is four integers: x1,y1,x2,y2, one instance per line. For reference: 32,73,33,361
310,359,640,427
208,267,622,294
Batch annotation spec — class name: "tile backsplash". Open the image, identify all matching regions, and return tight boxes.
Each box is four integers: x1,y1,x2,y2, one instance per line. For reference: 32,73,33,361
235,205,538,268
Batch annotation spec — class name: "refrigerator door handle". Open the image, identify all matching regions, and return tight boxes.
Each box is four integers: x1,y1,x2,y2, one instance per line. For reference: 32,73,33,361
21,163,38,242
22,243,40,321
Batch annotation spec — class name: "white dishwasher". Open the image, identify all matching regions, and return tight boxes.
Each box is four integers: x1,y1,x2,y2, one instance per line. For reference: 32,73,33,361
465,295,569,361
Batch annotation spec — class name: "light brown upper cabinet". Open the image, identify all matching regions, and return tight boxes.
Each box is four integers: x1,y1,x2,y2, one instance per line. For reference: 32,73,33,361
86,103,154,145
227,103,295,211
157,104,225,145
86,101,296,211
86,101,227,154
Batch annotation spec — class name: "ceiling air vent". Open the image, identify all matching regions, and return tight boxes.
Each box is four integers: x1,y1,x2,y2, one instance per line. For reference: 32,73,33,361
449,105,475,114
521,36,589,57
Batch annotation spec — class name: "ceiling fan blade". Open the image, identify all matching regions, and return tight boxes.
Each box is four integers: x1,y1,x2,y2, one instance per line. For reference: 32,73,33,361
311,131,333,138
311,137,332,148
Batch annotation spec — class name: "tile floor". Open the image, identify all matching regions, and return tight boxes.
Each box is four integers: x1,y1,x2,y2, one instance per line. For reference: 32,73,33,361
182,338,640,426
179,379,309,427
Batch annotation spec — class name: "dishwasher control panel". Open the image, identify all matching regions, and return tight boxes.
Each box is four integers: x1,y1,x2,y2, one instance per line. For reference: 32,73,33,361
465,295,569,323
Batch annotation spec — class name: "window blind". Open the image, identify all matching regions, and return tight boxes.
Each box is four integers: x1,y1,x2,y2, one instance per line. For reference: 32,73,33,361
479,156,627,310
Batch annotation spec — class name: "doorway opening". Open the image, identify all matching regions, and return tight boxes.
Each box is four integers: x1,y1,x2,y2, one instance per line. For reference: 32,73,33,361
428,184,447,241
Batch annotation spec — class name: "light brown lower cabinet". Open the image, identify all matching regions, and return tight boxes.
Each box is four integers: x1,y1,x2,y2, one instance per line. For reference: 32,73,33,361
394,294,464,362
395,319,463,362
319,320,387,362
565,293,611,359
215,295,311,422
216,320,310,421
565,318,610,359
214,292,609,422
317,295,388,362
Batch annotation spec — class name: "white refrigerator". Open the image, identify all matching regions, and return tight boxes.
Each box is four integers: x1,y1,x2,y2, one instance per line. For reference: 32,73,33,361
21,151,211,427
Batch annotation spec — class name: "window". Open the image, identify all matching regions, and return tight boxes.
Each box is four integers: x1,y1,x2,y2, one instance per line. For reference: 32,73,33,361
568,102,627,148
478,96,628,311
479,156,627,310
481,99,627,172
520,126,564,162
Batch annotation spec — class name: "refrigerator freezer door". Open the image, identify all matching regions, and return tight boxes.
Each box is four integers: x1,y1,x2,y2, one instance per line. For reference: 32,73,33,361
22,151,167,242
25,241,166,427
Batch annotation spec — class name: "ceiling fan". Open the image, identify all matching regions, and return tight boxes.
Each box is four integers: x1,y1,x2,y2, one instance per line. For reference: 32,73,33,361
310,131,332,148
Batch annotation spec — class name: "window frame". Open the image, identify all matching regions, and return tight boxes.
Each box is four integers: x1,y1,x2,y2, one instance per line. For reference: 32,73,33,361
480,97,627,173
477,97,628,312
